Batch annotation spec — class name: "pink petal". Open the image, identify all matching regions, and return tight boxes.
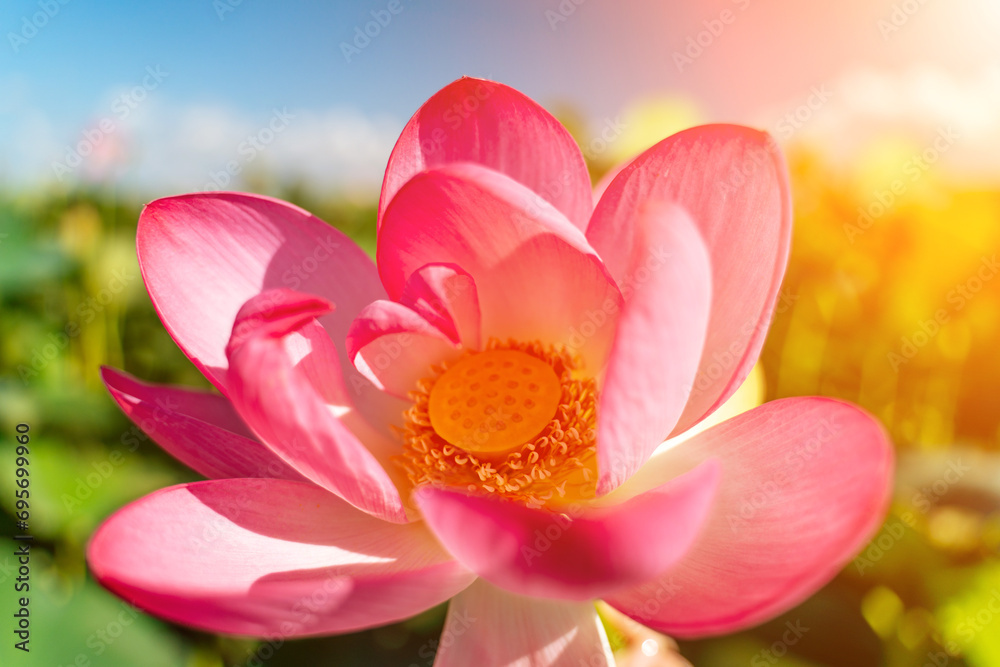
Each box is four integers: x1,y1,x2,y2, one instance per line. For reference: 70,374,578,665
378,164,622,373
137,192,385,398
597,202,712,494
604,398,893,637
591,159,629,207
347,300,460,399
399,263,481,349
379,77,592,231
587,125,792,434
293,309,410,463
432,579,614,667
225,289,407,523
101,366,305,481
414,460,719,601
88,479,475,637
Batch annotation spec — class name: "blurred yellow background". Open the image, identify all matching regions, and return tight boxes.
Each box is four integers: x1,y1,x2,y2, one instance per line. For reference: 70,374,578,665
2,1,1000,665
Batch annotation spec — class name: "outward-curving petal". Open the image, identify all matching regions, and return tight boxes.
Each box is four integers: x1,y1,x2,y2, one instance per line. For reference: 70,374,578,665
432,579,614,667
225,289,408,523
587,125,791,435
414,460,719,601
88,479,475,637
604,398,893,638
596,202,712,494
378,163,622,374
101,367,305,481
137,192,385,399
379,77,593,231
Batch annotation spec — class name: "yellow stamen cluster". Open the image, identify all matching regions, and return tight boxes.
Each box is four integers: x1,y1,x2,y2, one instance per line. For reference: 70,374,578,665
398,339,598,509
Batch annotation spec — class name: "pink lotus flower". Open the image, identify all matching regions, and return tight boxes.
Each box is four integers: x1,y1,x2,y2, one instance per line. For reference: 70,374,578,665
89,77,893,665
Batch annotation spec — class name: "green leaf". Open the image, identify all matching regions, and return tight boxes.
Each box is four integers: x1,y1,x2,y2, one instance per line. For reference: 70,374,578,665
937,562,1000,666
0,545,192,666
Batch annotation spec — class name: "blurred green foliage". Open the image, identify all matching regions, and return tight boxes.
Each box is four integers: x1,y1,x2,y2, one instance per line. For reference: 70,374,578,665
0,187,444,667
0,157,998,665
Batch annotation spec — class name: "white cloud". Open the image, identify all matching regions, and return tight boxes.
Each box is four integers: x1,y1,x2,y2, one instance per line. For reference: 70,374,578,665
758,64,1000,180
2,91,403,197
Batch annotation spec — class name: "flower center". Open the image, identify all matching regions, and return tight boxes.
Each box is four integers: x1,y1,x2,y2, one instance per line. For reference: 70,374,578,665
398,340,599,509
427,349,562,456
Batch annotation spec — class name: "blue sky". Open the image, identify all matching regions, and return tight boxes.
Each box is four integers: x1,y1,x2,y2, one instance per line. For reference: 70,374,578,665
3,2,573,116
1,0,649,190
3,0,998,193
1,0,635,133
